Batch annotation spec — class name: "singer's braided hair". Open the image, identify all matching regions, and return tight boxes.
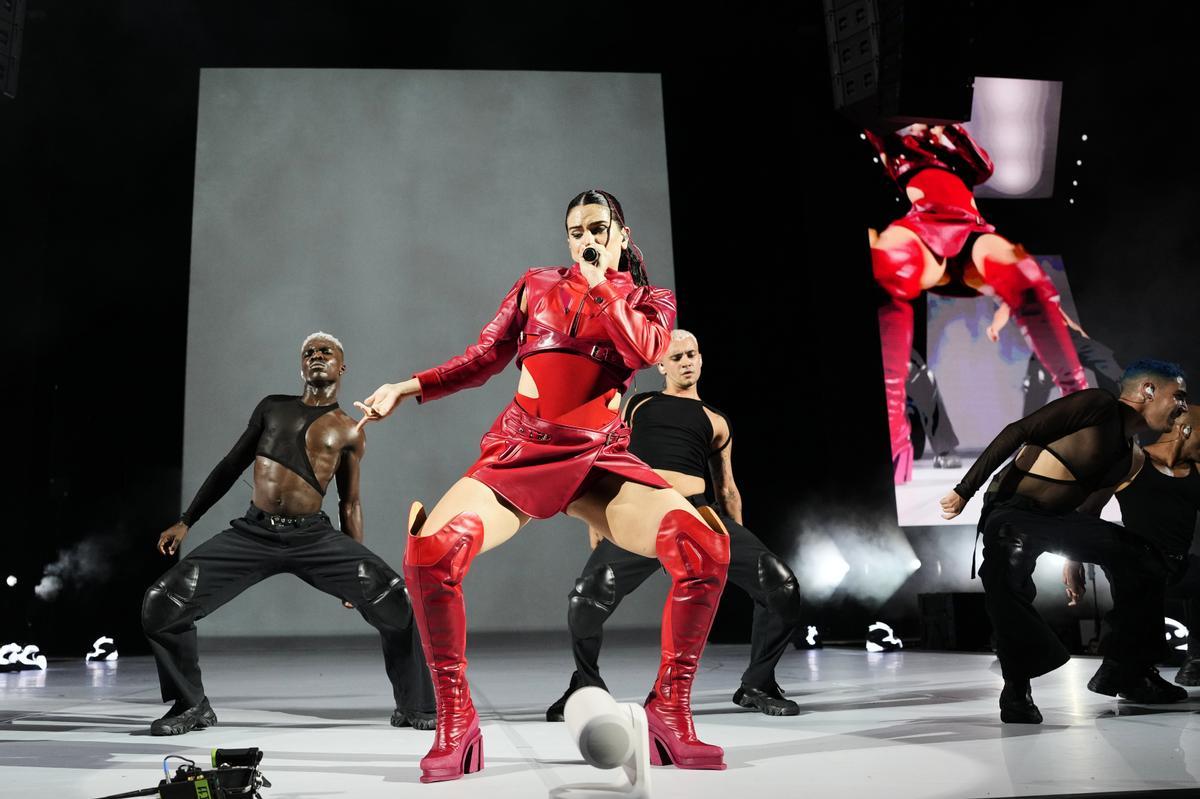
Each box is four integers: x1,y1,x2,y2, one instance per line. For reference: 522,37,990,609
565,189,650,286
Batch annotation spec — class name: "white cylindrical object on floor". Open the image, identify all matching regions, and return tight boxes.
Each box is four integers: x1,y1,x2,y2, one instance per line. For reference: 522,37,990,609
565,686,636,770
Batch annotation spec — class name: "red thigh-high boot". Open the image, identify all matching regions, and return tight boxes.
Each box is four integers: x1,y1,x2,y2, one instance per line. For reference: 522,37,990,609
645,507,731,770
872,239,923,484
981,252,1087,396
403,503,485,784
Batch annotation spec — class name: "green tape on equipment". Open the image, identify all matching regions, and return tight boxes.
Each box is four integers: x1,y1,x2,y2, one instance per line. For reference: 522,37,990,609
193,778,211,798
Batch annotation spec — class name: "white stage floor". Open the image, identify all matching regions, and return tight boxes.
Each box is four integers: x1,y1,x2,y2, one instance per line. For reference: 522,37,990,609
2,634,1199,798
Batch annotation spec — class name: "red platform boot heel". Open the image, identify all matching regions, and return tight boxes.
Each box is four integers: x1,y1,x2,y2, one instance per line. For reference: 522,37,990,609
645,507,731,770
982,250,1087,396
403,502,486,783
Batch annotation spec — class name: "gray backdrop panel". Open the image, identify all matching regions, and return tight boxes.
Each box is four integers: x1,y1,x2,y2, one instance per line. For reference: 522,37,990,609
185,69,675,635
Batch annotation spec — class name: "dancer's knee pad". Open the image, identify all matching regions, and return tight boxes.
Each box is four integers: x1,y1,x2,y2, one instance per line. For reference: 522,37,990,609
871,238,926,301
567,564,618,638
357,560,413,629
980,531,1037,593
757,552,801,626
142,561,200,633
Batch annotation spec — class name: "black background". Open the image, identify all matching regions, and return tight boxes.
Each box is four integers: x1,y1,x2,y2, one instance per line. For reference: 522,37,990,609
4,2,1199,654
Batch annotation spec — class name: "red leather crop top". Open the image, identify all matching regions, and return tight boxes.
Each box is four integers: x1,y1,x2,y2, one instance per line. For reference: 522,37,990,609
415,263,677,404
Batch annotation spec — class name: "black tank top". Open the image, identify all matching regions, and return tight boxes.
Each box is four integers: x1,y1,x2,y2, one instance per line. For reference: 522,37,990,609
624,392,730,478
1116,460,1200,557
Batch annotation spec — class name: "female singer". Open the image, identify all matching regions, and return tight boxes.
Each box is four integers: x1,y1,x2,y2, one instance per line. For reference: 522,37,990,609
356,190,730,783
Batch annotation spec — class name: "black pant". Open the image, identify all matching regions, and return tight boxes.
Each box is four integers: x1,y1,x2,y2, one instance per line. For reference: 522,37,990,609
1166,554,1200,658
908,349,959,457
567,508,800,691
978,498,1168,679
1023,329,1122,415
142,507,434,712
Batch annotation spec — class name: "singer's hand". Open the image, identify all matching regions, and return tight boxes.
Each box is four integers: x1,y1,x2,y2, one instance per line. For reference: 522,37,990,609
579,259,607,288
355,381,415,430
577,238,616,287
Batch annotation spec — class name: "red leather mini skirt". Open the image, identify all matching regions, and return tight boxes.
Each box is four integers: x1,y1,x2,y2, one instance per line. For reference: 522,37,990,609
465,399,671,519
892,168,995,261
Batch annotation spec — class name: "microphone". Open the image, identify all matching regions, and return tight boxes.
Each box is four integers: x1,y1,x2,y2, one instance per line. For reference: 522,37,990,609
582,246,600,264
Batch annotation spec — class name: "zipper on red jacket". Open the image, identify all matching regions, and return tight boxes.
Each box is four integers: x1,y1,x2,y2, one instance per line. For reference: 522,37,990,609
567,293,587,337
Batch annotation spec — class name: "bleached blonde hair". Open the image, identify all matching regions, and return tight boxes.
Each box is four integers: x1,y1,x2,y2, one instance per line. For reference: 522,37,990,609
301,331,345,354
671,328,698,346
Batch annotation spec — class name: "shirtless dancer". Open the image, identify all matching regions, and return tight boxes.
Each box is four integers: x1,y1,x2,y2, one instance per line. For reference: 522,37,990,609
546,330,802,720
141,333,433,735
941,359,1189,722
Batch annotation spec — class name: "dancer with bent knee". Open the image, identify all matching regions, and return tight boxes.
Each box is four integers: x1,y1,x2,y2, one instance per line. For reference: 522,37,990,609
545,329,801,721
941,360,1188,723
357,190,731,782
142,333,433,735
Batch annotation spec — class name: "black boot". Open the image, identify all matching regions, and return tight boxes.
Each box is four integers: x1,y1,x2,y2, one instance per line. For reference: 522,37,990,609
546,672,595,723
1122,667,1189,703
999,678,1042,724
150,697,217,736
1089,658,1188,702
391,708,437,730
1175,656,1200,687
733,682,800,716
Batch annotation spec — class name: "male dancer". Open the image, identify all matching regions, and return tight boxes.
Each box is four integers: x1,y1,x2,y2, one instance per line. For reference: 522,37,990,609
941,359,1189,723
908,349,962,468
546,330,802,720
142,333,434,735
1064,407,1200,687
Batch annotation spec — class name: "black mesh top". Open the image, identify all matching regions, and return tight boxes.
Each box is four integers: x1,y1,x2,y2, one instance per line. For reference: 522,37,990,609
1117,460,1200,557
955,389,1133,513
180,395,340,525
623,392,730,479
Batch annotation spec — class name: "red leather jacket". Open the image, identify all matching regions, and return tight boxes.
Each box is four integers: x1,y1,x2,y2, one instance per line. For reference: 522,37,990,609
415,264,677,403
865,124,994,188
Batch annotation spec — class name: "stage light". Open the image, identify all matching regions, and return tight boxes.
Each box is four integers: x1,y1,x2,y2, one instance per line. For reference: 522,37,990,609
814,549,850,589
860,132,867,140
1042,553,1067,568
4,575,15,587
1072,180,1078,186
1081,133,1088,141
872,157,879,163
866,621,903,652
1076,159,1083,166
909,558,922,571
1165,617,1189,652
1069,199,1075,204
86,636,119,663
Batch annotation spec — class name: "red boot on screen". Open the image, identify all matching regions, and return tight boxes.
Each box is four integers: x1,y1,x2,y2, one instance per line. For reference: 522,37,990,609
402,503,485,784
982,252,1087,396
878,297,915,483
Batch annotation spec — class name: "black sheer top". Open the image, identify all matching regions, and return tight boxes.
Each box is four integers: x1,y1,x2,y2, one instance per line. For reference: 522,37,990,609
180,395,340,525
955,389,1133,513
